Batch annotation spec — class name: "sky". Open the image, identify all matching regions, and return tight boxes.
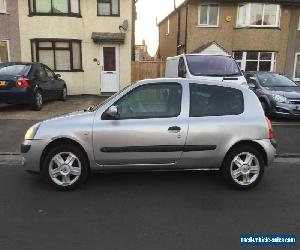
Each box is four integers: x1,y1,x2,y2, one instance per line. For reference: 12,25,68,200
135,0,185,56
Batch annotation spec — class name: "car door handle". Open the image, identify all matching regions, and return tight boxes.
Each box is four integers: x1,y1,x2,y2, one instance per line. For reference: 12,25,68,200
168,126,181,133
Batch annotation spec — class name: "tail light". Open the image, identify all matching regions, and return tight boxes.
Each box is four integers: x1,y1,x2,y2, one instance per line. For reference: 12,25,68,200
15,77,30,88
266,117,273,139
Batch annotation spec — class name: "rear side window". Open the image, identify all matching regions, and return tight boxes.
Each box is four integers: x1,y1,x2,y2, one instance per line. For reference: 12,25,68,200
190,84,244,117
0,64,31,76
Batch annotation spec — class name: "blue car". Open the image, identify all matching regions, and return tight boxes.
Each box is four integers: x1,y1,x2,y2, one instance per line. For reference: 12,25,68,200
245,72,300,118
0,62,67,110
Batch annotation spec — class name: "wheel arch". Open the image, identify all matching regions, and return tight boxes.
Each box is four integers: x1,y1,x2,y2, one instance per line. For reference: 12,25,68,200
40,137,90,171
222,140,268,167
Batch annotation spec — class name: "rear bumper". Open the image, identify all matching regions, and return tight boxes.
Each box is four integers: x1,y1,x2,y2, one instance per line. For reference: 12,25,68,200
0,88,34,104
254,139,277,166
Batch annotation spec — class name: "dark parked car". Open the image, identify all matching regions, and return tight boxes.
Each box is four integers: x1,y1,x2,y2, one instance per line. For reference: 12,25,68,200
245,72,300,117
0,62,67,110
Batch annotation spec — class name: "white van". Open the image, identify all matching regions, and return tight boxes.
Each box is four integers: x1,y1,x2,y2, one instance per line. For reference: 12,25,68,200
165,54,248,87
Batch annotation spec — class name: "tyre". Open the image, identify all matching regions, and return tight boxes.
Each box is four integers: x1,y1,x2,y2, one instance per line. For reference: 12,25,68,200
60,86,67,101
42,143,89,191
32,90,43,111
221,145,264,190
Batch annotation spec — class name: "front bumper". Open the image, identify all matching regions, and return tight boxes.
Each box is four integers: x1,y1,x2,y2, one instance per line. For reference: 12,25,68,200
270,102,300,117
21,139,48,173
254,139,277,166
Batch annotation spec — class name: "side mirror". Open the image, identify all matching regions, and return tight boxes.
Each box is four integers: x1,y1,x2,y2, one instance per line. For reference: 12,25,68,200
106,105,119,118
54,74,61,79
248,78,258,89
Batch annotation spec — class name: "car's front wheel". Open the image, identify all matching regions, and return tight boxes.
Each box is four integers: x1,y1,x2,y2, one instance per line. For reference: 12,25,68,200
221,145,264,190
42,143,89,190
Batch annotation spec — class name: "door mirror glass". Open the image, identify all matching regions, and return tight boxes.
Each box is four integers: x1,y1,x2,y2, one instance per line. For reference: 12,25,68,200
54,74,61,79
106,105,119,118
248,78,258,89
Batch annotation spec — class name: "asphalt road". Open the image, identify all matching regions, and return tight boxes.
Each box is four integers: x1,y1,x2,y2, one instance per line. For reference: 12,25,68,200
0,163,298,250
0,119,299,154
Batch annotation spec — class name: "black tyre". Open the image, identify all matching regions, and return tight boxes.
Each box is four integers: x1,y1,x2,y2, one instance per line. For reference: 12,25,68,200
42,143,89,191
60,86,67,101
32,90,43,111
221,145,264,190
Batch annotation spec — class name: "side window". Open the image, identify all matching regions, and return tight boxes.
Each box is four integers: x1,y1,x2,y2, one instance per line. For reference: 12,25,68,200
115,83,182,119
178,57,186,77
43,66,55,78
35,65,47,79
190,84,244,117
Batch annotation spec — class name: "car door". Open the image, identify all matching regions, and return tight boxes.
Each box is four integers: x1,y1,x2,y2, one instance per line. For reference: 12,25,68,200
34,64,52,99
92,82,189,170
178,83,245,169
43,65,60,99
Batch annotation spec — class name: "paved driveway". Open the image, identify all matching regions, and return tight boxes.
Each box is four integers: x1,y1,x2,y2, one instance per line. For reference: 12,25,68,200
0,95,107,120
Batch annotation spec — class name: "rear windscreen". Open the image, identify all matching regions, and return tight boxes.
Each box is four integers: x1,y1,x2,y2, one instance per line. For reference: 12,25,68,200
0,65,31,76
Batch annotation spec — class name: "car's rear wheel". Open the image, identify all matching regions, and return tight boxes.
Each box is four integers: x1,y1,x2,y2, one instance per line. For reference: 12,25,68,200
60,86,67,101
32,90,43,111
221,145,264,190
42,143,89,191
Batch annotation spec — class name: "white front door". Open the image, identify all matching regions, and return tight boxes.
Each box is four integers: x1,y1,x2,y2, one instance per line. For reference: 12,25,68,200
100,45,120,93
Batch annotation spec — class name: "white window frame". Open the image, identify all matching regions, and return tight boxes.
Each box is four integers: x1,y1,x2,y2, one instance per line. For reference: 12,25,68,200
233,51,276,72
298,16,300,30
0,0,7,13
236,3,281,28
198,3,220,27
294,53,300,81
166,19,170,35
0,39,10,62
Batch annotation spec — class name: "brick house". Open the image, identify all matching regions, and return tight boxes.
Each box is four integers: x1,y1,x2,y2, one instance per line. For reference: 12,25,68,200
158,0,300,81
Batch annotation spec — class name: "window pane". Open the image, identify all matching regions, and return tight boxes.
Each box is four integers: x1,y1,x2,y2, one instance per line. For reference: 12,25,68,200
190,84,244,117
39,50,54,69
234,51,243,60
260,52,272,60
0,41,9,62
103,47,116,71
52,0,68,14
237,4,247,26
44,67,55,78
0,0,5,11
247,52,259,60
70,0,79,13
245,61,258,71
55,50,71,70
263,4,278,25
295,55,300,78
36,0,51,13
112,0,119,15
199,5,208,24
259,61,271,71
250,3,263,25
117,84,182,119
38,42,52,48
55,42,69,48
72,42,81,69
98,2,110,15
209,5,218,25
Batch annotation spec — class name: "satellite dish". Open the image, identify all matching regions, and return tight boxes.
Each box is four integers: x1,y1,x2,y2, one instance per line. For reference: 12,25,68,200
119,20,129,32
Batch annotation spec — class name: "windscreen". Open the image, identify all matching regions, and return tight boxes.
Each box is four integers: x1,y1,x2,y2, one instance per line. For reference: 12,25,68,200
257,73,298,87
185,55,241,77
0,64,31,76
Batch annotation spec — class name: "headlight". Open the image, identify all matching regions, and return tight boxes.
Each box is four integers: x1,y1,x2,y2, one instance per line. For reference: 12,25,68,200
24,123,41,140
272,94,288,103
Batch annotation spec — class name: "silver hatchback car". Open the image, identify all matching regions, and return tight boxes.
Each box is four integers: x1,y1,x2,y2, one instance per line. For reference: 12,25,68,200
21,78,276,190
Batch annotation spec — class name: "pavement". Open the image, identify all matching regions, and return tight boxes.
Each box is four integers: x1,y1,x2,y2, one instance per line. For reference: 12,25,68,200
0,163,299,250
